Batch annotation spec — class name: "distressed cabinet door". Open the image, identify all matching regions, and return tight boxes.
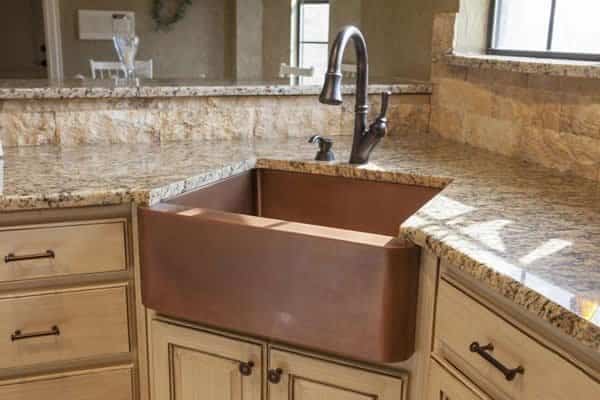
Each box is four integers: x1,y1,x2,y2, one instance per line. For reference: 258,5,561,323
268,349,405,400
427,360,490,400
151,320,262,400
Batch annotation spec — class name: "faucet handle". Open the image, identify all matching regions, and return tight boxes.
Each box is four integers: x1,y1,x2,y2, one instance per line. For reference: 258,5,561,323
369,93,390,140
377,91,391,120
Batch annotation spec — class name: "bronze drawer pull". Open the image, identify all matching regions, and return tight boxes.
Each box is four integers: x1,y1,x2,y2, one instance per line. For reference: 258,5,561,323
470,342,524,381
267,368,283,384
11,325,60,341
5,250,55,263
239,361,254,376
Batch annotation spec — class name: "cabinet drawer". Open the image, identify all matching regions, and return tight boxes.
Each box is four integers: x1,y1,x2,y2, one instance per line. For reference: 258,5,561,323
0,366,133,400
0,286,130,370
427,359,489,400
0,221,127,282
435,280,600,399
268,349,405,400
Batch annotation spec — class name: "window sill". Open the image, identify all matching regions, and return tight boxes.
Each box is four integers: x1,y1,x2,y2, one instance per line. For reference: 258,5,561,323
445,52,600,79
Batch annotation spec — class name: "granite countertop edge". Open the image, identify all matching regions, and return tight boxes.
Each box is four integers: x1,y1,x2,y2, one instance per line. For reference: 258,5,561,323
0,137,598,355
0,82,432,100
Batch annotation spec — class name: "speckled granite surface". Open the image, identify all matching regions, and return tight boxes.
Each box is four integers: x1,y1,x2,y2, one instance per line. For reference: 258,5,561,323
446,52,600,79
1,134,599,354
0,79,432,100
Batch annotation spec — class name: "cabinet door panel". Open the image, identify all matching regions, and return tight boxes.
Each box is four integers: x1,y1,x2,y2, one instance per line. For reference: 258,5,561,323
172,346,243,400
151,320,262,400
268,349,404,400
293,379,372,400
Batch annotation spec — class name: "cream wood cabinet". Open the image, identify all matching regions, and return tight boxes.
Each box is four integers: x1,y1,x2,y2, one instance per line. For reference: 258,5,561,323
427,359,490,400
151,320,263,400
0,205,145,400
432,275,600,400
150,319,406,400
268,348,405,400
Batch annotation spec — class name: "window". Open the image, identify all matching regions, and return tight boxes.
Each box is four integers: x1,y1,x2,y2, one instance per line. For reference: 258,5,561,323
298,0,330,85
489,0,600,61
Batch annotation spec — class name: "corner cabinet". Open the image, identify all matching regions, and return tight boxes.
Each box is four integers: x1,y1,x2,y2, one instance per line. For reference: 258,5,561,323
432,266,600,400
150,319,406,400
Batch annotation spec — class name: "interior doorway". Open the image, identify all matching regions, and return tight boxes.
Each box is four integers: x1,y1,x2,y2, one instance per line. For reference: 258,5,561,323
0,0,63,80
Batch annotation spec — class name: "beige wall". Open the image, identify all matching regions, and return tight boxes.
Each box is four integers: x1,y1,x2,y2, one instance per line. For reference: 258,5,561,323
262,0,437,82
330,0,362,35
0,1,46,79
60,0,231,79
434,0,459,12
235,0,263,81
361,0,434,81
261,0,291,82
454,0,490,53
329,0,361,65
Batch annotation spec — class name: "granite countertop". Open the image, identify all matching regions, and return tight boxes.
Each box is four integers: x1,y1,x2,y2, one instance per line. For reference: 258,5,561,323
0,79,432,100
446,52,600,79
1,134,599,355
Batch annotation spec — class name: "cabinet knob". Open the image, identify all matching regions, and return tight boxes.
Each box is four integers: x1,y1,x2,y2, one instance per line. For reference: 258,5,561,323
239,361,254,376
267,368,283,384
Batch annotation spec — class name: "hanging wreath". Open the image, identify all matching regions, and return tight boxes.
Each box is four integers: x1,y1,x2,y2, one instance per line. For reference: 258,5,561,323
152,0,192,31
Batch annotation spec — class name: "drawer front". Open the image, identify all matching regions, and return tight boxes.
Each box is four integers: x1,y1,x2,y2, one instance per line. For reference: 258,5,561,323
427,359,489,400
435,280,600,399
0,366,133,400
0,221,127,282
0,286,130,369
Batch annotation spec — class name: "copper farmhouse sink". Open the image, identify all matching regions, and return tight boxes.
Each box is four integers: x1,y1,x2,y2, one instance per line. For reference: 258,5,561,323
139,169,440,362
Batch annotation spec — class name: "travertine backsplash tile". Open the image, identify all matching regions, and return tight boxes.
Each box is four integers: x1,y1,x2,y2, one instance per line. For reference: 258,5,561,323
521,127,600,181
207,97,258,137
0,94,430,146
429,104,464,141
56,110,161,145
463,114,521,157
431,11,600,182
253,97,343,139
560,95,600,140
1,98,155,113
0,112,55,146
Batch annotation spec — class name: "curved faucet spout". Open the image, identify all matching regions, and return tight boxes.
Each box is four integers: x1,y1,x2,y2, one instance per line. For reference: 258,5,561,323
319,26,368,109
319,26,388,165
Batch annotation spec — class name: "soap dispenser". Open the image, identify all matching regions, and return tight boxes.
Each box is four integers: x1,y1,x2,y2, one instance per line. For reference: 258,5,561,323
308,135,335,161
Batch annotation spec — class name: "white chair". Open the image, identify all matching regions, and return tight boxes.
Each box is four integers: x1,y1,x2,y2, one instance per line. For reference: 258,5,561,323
279,63,314,79
89,59,153,80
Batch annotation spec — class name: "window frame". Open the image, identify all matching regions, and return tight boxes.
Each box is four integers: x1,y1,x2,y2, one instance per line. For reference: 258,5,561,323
487,0,600,62
296,0,330,82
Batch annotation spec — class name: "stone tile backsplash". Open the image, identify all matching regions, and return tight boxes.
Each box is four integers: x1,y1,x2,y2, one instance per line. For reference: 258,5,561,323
430,12,600,182
0,94,430,147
